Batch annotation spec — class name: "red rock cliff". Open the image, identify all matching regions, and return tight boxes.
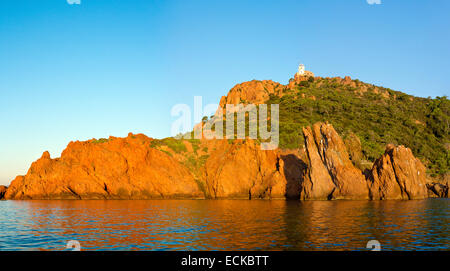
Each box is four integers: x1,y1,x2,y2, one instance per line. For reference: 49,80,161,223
5,134,203,200
368,144,429,200
4,124,437,201
201,139,287,199
301,122,369,200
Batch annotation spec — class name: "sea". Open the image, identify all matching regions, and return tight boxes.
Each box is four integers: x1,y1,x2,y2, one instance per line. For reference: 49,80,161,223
0,199,448,251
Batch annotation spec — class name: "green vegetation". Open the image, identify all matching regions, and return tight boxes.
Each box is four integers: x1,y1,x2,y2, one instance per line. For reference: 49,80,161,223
266,78,449,176
187,139,201,153
92,138,109,144
184,154,210,172
150,137,187,153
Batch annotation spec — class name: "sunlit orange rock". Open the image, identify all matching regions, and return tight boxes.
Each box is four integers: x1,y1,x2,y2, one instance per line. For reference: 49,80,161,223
202,139,288,199
300,122,369,200
217,80,285,111
3,127,435,201
369,144,429,200
5,134,204,200
4,136,295,200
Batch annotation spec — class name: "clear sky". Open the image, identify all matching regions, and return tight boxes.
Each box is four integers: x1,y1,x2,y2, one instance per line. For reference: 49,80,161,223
0,0,449,185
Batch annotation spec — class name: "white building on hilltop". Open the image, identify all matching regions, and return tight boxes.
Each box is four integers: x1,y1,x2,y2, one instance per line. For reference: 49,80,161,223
295,63,314,78
297,64,305,76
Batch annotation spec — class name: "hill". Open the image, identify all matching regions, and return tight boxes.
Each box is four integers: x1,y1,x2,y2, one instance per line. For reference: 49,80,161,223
215,75,449,178
1,73,448,201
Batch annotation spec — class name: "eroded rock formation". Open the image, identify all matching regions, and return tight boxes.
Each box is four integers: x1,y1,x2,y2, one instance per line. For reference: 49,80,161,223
4,136,295,200
217,80,285,108
368,144,429,200
300,122,369,200
3,122,440,201
427,183,448,198
5,134,204,200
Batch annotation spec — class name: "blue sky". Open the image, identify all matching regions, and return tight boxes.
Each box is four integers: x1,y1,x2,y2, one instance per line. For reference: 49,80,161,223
0,0,449,185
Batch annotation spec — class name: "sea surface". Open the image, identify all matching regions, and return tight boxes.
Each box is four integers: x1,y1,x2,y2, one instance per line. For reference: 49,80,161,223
0,199,448,251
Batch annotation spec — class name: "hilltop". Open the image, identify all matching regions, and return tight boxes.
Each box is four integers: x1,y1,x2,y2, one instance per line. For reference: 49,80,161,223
215,74,449,178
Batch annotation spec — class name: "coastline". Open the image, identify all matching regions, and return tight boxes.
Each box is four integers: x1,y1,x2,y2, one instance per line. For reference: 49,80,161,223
1,122,448,201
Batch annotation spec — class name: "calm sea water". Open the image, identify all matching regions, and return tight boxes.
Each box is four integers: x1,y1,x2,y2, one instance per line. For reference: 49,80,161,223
0,199,448,251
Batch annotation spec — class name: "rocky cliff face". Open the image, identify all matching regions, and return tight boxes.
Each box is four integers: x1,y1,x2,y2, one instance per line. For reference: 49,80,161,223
201,139,287,199
368,144,429,200
217,80,285,109
5,134,204,200
4,135,291,200
3,123,440,201
300,123,369,200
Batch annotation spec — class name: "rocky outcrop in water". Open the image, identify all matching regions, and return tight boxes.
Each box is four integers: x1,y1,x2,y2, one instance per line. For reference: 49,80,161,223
300,122,369,200
4,135,291,200
5,134,204,200
368,144,429,200
3,122,440,201
427,182,449,198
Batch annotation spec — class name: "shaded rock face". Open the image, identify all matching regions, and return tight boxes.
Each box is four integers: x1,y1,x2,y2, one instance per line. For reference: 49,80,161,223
279,149,307,199
0,186,7,199
5,134,204,200
426,174,448,198
202,139,289,199
427,183,448,198
301,123,369,200
369,145,429,200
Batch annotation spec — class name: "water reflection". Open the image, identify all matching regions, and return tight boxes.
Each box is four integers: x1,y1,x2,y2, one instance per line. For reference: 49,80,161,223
0,199,448,251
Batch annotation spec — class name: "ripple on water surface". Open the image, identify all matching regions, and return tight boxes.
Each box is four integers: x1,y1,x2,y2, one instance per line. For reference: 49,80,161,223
0,199,448,251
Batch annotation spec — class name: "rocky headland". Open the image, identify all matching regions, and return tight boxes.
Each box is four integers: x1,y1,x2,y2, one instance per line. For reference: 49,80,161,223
1,73,448,200
1,122,446,200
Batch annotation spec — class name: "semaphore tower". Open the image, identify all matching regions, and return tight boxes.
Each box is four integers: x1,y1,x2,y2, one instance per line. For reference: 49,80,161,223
295,63,314,78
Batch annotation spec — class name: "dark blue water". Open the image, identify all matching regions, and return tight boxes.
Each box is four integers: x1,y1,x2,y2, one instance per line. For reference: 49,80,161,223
0,199,448,251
